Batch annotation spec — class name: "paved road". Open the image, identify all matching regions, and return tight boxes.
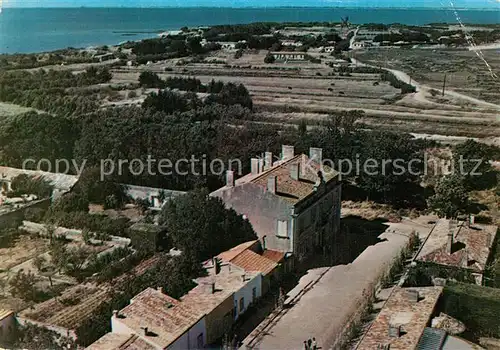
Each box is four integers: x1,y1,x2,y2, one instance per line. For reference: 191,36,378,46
242,218,435,350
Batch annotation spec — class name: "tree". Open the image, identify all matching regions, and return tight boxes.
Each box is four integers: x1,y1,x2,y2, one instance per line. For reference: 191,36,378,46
264,53,275,63
49,192,89,213
142,89,189,114
8,174,53,198
205,83,253,110
9,269,37,302
427,175,469,219
152,254,204,299
138,71,164,88
14,324,77,350
33,255,56,287
453,139,494,190
160,188,257,261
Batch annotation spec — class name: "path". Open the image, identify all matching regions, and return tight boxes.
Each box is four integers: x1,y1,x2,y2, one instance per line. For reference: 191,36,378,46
351,58,500,111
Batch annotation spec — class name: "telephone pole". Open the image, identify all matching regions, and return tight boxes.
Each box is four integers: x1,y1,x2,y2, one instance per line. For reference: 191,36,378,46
442,73,447,96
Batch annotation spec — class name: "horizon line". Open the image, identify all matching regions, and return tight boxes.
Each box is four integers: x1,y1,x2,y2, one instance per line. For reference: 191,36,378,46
2,5,498,10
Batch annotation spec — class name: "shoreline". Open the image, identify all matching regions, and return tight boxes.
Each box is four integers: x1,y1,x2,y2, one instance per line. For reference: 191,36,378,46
1,16,499,56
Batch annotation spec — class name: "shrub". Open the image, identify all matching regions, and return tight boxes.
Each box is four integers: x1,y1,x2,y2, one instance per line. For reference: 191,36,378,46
127,90,137,98
264,53,275,64
8,174,53,198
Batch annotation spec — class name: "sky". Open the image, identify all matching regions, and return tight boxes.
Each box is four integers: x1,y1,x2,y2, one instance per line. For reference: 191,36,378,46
3,0,499,7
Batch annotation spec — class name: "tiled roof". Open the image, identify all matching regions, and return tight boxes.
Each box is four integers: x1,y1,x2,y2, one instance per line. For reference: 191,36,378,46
217,240,259,262
417,219,498,272
117,288,203,349
249,155,338,204
181,269,259,315
357,287,443,350
262,249,286,263
86,333,155,350
229,250,278,276
216,241,278,276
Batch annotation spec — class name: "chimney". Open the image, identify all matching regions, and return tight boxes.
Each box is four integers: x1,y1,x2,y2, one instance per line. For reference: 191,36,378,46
388,324,401,338
156,286,163,293
406,289,419,302
469,214,475,226
262,235,267,250
143,327,149,336
264,152,273,170
241,274,246,282
282,145,295,160
211,282,216,294
112,310,118,318
226,170,235,187
290,163,300,181
267,176,277,194
309,147,323,165
258,158,265,173
251,158,260,175
447,219,455,254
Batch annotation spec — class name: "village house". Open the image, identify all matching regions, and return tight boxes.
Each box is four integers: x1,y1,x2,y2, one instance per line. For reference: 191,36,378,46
415,218,498,285
211,145,342,263
123,184,186,211
111,287,206,349
357,287,443,350
271,52,306,62
89,266,262,349
322,46,336,53
93,53,114,62
0,166,79,202
216,240,281,295
281,40,303,47
357,286,482,350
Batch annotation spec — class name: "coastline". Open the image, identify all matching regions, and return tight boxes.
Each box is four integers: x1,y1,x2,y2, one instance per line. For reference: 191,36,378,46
1,7,499,55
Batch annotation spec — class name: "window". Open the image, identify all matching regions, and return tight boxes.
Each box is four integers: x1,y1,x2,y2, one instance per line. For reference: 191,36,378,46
239,297,245,313
197,333,204,348
252,287,257,302
277,220,288,236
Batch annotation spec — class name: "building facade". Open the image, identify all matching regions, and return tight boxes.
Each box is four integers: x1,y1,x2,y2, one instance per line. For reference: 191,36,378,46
211,145,342,263
271,52,306,61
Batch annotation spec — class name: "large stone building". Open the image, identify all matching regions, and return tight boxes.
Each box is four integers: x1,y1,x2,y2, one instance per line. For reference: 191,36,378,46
211,145,342,262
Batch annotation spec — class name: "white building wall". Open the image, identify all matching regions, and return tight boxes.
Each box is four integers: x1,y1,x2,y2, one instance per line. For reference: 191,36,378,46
168,317,206,350
233,274,262,321
111,317,136,336
113,315,207,350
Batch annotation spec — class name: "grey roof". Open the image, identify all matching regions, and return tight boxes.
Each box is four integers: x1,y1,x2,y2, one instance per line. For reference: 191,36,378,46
0,166,78,191
417,327,447,350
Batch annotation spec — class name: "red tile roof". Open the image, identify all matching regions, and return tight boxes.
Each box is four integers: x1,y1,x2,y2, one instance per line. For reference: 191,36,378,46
262,249,286,263
229,250,278,276
249,155,338,204
217,241,278,276
217,240,259,262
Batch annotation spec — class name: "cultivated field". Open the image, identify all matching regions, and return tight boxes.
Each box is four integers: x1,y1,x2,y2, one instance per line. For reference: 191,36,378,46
107,46,500,142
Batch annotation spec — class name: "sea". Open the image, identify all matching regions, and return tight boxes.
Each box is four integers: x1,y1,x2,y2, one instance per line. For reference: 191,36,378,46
0,7,498,54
